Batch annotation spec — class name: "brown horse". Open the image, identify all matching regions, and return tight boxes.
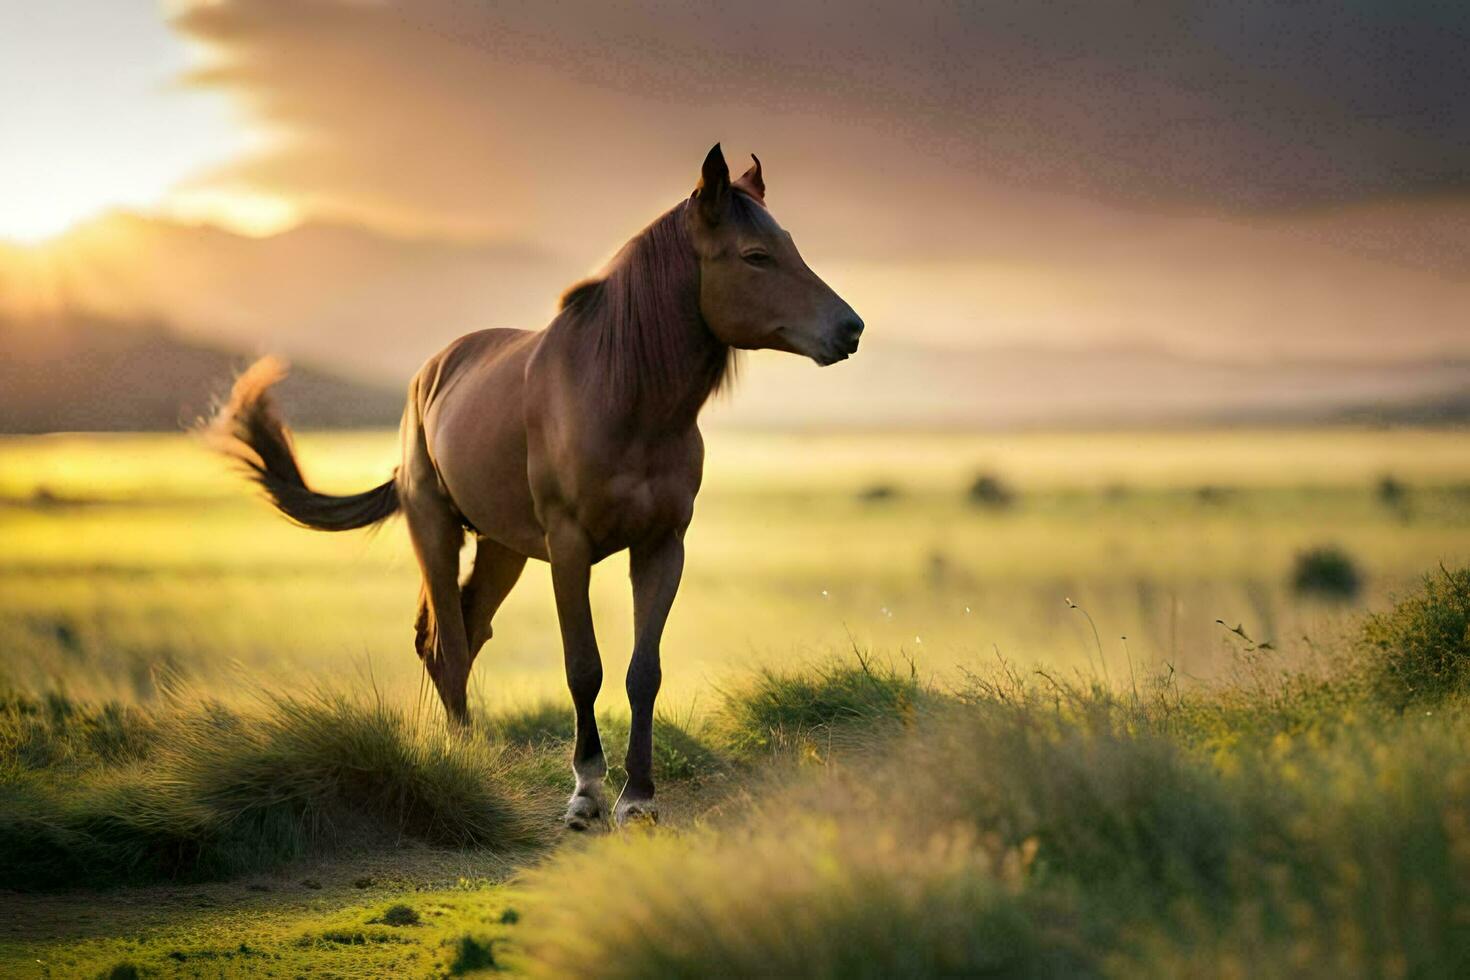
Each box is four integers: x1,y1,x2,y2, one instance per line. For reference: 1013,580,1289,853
210,144,863,827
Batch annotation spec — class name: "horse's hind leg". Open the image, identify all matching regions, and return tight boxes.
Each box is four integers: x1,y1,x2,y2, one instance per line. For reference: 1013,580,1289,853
402,478,473,726
461,536,526,662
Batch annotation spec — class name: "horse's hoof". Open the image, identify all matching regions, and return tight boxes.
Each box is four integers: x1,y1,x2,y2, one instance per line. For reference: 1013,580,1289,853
614,797,659,827
563,794,604,832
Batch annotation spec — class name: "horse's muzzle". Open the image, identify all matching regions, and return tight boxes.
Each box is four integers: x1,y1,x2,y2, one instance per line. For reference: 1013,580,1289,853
814,314,864,366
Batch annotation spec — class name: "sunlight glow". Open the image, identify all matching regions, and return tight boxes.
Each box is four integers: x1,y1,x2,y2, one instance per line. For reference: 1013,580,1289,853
0,4,260,244
0,168,170,245
166,188,301,238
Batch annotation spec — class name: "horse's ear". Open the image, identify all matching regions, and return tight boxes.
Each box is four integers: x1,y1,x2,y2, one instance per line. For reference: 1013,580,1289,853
734,154,764,203
693,143,730,225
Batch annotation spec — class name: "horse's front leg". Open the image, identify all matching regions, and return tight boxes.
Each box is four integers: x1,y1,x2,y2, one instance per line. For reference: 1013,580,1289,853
548,520,607,830
616,530,684,825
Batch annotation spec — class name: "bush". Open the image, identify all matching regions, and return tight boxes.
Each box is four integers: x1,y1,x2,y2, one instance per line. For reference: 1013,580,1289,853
856,482,898,503
967,472,1015,508
1195,485,1230,505
1290,545,1363,601
1360,566,1470,710
378,903,421,926
449,935,497,974
1377,473,1408,508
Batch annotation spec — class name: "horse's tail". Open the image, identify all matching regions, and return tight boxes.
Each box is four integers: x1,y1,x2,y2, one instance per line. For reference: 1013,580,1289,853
205,357,400,531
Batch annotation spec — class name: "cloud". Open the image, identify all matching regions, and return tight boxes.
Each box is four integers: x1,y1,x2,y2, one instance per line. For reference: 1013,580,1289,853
8,0,1445,390
173,0,1470,248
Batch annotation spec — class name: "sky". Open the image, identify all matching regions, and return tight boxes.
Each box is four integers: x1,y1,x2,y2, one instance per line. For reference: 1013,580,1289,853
0,3,272,241
1,0,1466,412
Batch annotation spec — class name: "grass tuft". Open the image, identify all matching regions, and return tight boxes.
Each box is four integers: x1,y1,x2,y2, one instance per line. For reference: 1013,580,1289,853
710,652,928,759
0,692,544,890
521,828,1087,979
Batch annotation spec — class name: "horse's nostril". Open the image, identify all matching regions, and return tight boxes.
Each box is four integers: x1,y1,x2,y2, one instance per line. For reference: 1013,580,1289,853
841,316,865,342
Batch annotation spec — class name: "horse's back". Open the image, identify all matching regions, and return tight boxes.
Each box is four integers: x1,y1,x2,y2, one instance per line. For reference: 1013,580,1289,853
414,328,535,401
416,328,548,558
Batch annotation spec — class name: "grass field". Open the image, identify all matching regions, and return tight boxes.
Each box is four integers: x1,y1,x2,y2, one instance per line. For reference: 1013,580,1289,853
2,426,1469,976
3,428,1468,705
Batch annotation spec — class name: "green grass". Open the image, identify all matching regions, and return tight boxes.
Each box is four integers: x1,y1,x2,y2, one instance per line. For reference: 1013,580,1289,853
514,570,1470,978
2,429,1470,975
8,878,525,978
6,571,1470,974
3,428,1469,707
0,692,546,890
709,651,928,758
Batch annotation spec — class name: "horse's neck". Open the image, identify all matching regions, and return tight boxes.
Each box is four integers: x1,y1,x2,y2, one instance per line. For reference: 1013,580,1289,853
566,276,726,432
598,321,723,434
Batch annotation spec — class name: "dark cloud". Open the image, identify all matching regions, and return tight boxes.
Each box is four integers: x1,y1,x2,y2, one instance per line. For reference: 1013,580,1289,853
151,0,1470,372
175,0,1470,234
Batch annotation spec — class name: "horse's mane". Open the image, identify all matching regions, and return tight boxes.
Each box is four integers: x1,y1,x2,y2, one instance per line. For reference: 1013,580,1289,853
558,199,738,419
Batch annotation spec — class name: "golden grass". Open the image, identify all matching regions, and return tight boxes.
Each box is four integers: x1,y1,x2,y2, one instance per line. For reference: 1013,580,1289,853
2,428,1467,708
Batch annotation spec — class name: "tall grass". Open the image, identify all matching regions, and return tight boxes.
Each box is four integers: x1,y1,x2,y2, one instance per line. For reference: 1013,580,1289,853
519,567,1470,977
709,652,928,759
522,827,1090,979
0,692,545,890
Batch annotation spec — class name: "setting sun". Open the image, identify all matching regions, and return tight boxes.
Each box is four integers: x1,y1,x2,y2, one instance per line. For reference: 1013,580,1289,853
0,164,178,244
0,4,247,243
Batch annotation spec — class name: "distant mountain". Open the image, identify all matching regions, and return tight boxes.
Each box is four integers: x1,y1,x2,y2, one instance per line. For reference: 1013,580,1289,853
707,341,1470,429
4,212,1467,432
0,312,401,433
0,211,570,383
3,310,1464,434
1331,389,1470,427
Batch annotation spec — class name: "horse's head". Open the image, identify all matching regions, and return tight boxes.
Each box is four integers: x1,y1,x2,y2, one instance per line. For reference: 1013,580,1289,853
688,144,863,366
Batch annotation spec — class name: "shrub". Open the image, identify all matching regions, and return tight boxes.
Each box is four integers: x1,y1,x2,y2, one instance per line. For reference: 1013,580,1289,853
967,472,1015,508
1377,473,1408,508
1195,485,1229,505
378,903,421,926
1360,566,1470,710
856,482,898,503
449,935,497,974
1290,545,1363,601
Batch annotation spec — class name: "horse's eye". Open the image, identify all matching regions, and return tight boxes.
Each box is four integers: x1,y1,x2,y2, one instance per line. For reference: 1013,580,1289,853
741,251,773,267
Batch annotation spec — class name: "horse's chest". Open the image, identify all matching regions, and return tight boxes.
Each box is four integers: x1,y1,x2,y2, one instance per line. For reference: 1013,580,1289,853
581,469,696,558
